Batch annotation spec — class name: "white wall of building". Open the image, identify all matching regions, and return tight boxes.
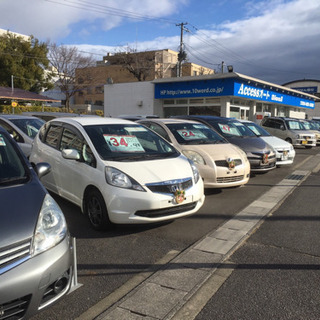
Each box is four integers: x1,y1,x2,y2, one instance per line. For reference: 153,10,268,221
104,81,157,117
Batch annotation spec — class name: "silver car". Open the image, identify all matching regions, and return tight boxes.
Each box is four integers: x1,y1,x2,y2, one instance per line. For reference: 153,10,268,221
0,126,75,319
0,114,45,157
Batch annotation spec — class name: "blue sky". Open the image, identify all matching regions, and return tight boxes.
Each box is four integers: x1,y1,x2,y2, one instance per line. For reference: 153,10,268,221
1,0,320,85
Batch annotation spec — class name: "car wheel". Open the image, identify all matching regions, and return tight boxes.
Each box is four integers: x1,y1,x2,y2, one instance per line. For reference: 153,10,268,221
285,138,292,144
85,189,113,231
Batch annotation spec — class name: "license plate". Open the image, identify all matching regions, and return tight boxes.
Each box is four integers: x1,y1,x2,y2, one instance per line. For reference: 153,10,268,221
302,140,307,145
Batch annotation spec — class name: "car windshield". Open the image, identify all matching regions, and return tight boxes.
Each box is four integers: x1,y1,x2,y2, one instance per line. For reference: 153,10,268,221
166,122,227,145
243,122,271,137
285,120,306,130
0,133,29,186
84,123,179,161
10,118,45,138
207,119,257,138
301,120,319,131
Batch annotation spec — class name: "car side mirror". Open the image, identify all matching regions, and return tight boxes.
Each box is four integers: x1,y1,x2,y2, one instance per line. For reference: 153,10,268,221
62,148,81,160
34,162,51,179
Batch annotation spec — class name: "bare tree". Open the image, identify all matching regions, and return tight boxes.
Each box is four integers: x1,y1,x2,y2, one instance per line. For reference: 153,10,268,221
48,43,96,111
105,48,156,81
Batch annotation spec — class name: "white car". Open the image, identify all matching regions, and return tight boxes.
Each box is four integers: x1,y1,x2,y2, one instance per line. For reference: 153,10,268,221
0,114,45,157
137,118,250,188
240,120,295,166
30,117,205,230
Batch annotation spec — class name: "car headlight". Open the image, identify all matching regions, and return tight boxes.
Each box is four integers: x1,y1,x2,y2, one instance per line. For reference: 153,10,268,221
105,166,145,191
188,159,200,184
32,194,67,256
235,147,249,162
295,134,301,139
182,150,205,165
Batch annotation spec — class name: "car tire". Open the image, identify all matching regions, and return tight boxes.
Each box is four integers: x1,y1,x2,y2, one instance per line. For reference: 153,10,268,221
285,138,292,144
85,189,113,231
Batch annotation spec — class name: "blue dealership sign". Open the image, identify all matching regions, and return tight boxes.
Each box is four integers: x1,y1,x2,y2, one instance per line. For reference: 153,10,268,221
234,82,314,109
154,79,234,99
154,78,315,109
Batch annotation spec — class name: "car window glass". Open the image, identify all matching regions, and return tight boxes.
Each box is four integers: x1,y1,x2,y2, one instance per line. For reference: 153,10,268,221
149,123,171,141
0,119,24,143
84,124,178,161
167,123,226,144
286,120,303,130
60,128,82,152
0,133,28,185
10,118,45,139
45,124,62,148
60,128,96,167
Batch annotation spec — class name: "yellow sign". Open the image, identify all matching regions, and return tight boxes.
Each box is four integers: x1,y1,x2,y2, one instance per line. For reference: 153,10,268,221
11,101,18,107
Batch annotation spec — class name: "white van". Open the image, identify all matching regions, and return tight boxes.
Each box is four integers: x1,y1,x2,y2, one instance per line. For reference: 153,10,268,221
261,116,316,148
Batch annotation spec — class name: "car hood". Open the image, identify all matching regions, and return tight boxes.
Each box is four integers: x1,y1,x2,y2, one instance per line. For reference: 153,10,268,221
226,136,270,153
260,136,292,149
179,143,245,160
0,178,47,248
106,155,194,184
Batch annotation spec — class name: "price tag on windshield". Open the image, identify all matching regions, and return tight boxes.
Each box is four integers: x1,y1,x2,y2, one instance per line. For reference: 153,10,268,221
103,135,145,152
177,129,207,141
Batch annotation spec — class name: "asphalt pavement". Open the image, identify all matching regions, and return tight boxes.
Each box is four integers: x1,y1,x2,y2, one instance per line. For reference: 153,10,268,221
76,152,320,320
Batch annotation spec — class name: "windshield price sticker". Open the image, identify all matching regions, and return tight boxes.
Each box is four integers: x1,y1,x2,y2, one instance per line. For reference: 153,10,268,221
218,124,240,136
125,126,148,132
177,129,207,141
104,134,145,152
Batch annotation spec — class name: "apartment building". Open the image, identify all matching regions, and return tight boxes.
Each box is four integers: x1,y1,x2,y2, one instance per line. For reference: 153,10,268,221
74,49,214,109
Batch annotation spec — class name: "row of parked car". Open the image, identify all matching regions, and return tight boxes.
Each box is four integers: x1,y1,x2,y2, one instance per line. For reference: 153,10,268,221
1,112,319,319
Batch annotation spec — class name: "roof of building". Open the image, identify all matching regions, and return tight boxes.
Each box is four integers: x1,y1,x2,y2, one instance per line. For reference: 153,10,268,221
0,86,60,102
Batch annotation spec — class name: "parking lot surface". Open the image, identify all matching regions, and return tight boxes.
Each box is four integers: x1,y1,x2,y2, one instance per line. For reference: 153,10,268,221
30,148,320,320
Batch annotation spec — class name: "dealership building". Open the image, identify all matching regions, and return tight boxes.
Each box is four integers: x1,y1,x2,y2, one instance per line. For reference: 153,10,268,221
104,72,319,122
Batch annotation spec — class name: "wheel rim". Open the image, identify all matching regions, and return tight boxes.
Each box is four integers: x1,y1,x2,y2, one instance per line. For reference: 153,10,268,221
87,195,103,227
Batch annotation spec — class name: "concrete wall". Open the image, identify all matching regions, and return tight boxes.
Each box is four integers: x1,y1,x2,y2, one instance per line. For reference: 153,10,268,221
104,82,157,117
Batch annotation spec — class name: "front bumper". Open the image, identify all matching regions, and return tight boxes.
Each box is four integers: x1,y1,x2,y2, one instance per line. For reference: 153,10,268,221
248,158,276,172
104,179,205,224
0,235,74,320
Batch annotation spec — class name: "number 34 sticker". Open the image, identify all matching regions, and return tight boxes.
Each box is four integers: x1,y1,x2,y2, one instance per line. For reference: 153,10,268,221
104,135,144,152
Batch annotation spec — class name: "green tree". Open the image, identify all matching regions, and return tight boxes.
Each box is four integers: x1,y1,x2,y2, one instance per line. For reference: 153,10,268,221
0,32,53,92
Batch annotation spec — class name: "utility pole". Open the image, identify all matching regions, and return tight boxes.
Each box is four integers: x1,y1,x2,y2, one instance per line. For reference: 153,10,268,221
176,22,188,77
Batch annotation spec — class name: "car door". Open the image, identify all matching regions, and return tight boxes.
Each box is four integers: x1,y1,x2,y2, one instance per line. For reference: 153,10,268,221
57,125,97,206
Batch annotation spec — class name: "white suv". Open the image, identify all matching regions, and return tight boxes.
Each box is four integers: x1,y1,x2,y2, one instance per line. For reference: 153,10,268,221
261,117,316,148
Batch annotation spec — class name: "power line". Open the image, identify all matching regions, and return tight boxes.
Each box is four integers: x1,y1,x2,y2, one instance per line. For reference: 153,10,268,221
45,0,180,24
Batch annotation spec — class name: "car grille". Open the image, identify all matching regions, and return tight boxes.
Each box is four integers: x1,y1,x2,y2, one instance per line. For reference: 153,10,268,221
217,175,245,183
0,239,31,275
135,202,197,218
215,159,242,167
146,178,193,195
0,294,31,320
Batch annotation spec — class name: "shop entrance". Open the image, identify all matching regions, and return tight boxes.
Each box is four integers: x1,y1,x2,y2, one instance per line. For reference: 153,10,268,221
230,106,250,120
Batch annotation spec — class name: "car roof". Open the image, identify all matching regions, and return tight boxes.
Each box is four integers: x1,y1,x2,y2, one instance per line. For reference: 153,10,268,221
0,114,41,120
138,118,204,125
49,116,138,126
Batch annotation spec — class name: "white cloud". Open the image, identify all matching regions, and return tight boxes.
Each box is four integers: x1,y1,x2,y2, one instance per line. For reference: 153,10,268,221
0,0,187,40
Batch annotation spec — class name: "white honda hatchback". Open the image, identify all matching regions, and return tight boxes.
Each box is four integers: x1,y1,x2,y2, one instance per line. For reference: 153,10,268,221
30,117,205,230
